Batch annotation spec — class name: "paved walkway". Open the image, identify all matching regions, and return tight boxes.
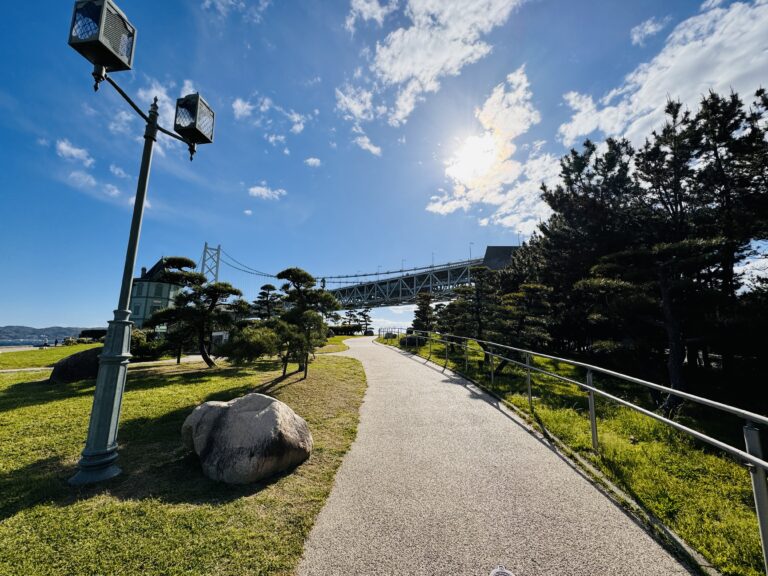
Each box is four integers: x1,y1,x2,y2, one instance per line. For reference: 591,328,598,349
298,337,691,576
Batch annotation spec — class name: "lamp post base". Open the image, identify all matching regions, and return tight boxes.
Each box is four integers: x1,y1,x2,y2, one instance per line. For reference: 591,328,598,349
68,309,133,486
68,462,122,486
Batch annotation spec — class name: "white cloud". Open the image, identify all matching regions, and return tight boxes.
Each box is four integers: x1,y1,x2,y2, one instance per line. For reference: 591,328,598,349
304,157,322,167
346,0,398,32
104,184,121,197
36,138,50,147
371,0,524,126
109,164,128,179
180,79,196,96
67,170,96,189
56,139,94,168
202,0,272,22
354,134,382,156
336,85,375,122
249,184,287,200
630,16,671,46
233,97,255,120
283,147,291,155
244,209,253,216
426,65,558,234
265,133,286,146
559,1,768,147
108,110,134,134
245,96,311,136
701,0,724,10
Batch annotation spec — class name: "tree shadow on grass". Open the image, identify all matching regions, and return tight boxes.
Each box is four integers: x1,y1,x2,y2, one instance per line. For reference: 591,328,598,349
0,363,263,415
0,368,310,521
0,377,95,414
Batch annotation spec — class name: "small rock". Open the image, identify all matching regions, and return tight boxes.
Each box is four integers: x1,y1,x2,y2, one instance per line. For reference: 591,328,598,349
182,393,313,484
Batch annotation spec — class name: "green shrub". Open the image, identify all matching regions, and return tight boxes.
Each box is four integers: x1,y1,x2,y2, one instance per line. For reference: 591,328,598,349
219,325,279,364
130,329,164,361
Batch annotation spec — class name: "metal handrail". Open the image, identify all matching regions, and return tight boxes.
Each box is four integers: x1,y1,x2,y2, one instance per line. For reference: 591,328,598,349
378,327,768,572
388,328,768,428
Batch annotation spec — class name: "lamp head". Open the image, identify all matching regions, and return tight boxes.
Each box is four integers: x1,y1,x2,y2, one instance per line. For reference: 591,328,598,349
174,93,215,145
69,0,135,72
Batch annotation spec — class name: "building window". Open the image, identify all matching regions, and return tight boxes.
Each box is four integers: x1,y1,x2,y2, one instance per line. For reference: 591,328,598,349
135,283,143,296
154,283,163,297
132,305,141,317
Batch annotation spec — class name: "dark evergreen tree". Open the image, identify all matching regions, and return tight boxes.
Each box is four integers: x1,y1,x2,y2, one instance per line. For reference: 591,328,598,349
277,267,340,378
412,292,435,333
358,306,373,333
253,283,283,320
144,257,245,368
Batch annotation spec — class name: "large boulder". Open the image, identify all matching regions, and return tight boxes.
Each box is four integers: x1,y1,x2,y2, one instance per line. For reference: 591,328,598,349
182,393,313,484
50,346,102,383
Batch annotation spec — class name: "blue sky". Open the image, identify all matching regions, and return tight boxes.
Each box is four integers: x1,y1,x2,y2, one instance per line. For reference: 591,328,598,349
1,0,766,329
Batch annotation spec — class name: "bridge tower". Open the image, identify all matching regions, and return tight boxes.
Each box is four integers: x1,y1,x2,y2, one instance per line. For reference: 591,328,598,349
199,242,221,282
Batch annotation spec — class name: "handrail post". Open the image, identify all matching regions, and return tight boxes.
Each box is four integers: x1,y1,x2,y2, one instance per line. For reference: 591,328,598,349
587,370,599,453
526,352,533,410
490,350,494,386
445,337,449,368
428,331,432,360
464,340,469,373
744,423,768,575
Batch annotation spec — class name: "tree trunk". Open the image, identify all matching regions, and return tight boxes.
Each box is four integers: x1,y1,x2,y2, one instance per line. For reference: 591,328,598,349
176,345,182,365
199,334,216,368
494,358,509,376
303,352,309,379
658,272,685,413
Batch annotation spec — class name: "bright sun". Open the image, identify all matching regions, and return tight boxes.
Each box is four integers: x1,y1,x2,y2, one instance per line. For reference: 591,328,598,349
445,132,498,186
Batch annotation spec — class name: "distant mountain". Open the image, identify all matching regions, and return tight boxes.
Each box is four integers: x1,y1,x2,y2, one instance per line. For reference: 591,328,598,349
0,326,97,341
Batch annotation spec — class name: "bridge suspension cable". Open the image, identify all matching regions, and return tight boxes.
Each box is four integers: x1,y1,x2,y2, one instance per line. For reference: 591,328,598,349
219,248,276,278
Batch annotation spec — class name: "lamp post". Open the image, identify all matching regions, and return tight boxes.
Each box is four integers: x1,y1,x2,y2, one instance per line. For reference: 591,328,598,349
469,242,474,261
67,0,215,485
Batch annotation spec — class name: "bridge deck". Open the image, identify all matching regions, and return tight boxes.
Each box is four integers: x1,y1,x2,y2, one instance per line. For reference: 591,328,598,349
329,259,483,308
298,337,691,576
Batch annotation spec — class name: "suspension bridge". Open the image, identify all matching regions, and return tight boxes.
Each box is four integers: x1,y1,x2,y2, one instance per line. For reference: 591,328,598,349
196,243,518,308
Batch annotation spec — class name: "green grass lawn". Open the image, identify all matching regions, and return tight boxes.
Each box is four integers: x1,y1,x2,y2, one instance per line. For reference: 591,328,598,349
0,343,101,370
315,334,365,354
378,334,764,576
0,355,366,576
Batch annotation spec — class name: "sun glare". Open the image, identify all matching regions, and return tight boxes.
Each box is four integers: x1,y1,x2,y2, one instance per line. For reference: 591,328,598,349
445,132,498,186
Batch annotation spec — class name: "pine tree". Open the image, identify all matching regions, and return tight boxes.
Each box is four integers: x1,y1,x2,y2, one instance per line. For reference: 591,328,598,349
253,283,283,320
277,267,339,378
144,257,245,368
412,292,435,333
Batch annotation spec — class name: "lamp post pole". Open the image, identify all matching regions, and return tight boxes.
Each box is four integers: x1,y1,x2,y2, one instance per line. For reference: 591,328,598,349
69,98,159,486
67,0,214,486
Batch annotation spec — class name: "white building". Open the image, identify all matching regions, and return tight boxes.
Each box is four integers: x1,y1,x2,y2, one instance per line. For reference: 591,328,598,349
129,258,183,329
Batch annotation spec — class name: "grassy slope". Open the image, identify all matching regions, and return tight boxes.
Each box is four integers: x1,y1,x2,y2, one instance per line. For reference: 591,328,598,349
377,336,763,576
0,343,101,370
316,335,365,355
0,355,366,576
